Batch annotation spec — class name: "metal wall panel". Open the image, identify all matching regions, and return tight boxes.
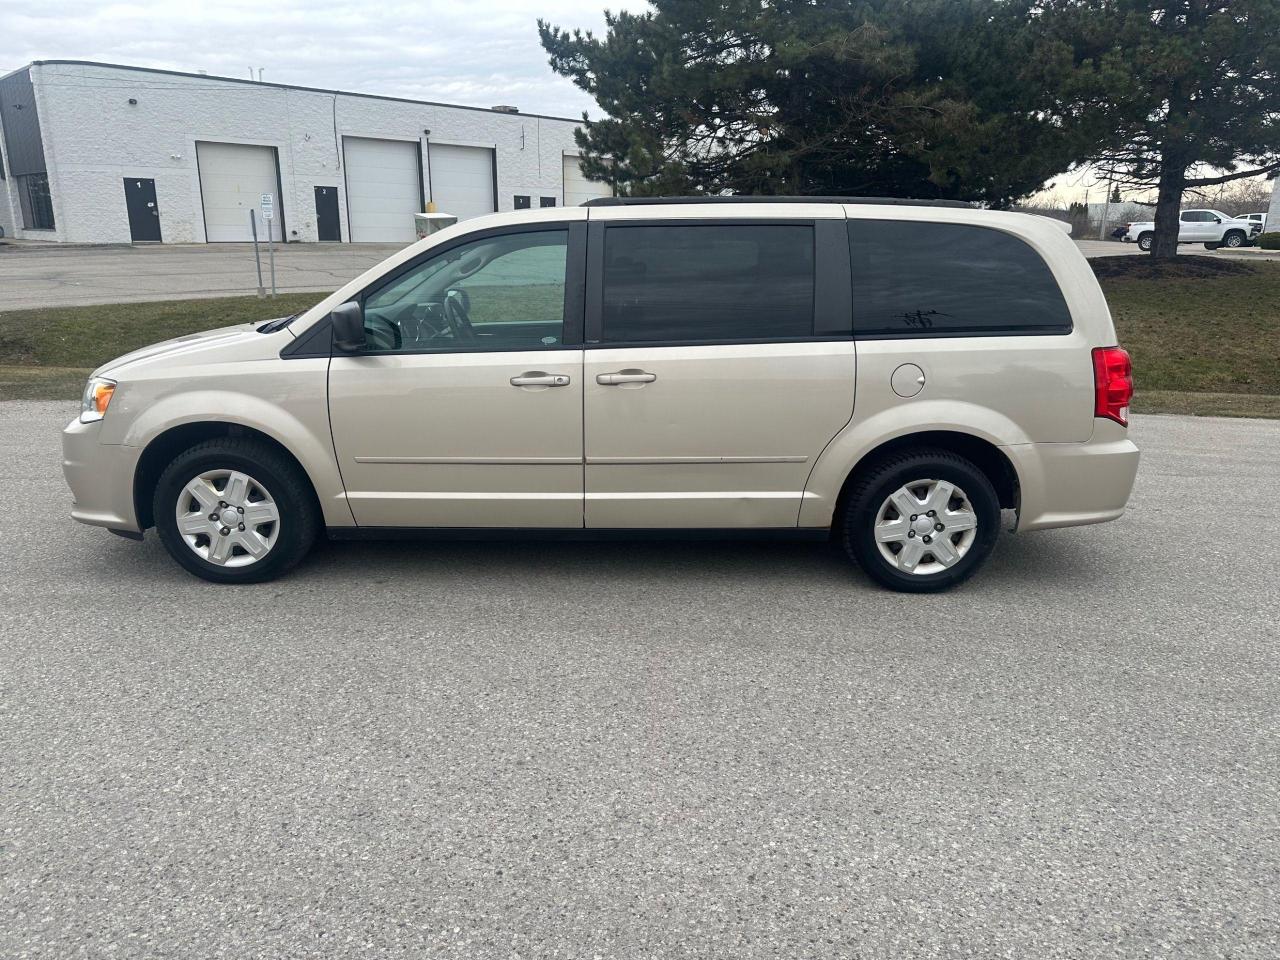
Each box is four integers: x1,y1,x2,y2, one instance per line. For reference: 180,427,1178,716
0,69,47,176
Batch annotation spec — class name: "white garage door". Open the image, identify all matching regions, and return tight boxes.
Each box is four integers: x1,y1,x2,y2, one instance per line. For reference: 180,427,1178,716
344,137,422,243
563,154,612,208
429,144,496,221
197,142,282,242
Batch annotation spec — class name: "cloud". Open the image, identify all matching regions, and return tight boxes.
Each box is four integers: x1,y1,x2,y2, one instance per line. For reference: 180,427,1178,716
0,0,641,118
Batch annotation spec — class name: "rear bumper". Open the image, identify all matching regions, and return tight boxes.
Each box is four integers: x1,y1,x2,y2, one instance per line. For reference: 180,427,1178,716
1005,420,1140,532
62,417,143,533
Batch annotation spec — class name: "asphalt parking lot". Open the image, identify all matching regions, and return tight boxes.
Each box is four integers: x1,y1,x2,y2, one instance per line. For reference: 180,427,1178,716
2,401,1278,959
4,236,1279,311
1075,237,1280,260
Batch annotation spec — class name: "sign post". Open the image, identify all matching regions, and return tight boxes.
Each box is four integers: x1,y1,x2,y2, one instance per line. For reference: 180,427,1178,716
261,194,277,298
249,210,265,299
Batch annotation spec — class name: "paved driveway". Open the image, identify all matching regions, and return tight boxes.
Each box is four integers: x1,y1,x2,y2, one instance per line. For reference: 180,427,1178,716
1,402,1277,959
4,236,1279,311
1075,237,1280,261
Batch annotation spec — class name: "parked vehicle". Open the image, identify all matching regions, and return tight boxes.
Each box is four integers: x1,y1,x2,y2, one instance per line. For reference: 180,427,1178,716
63,198,1139,592
1238,212,1268,232
1123,208,1257,250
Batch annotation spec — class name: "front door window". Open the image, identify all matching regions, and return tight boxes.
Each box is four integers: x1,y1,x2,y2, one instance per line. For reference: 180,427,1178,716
362,230,569,352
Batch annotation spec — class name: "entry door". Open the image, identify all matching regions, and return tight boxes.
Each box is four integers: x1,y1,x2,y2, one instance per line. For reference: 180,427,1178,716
583,220,856,529
124,178,161,242
314,186,341,241
328,224,586,527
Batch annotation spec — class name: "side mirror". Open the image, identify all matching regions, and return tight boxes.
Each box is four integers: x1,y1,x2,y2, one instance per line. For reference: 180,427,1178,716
330,302,366,352
1213,216,1222,223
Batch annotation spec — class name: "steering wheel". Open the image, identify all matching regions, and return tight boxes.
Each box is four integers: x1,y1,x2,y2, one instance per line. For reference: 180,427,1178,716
409,303,451,342
363,314,402,351
443,289,476,341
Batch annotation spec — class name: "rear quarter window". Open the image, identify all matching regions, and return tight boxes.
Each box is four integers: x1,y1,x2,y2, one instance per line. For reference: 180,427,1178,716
848,220,1073,338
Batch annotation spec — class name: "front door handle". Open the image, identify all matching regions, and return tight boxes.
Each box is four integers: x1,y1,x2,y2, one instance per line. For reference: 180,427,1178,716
596,371,657,385
510,372,571,387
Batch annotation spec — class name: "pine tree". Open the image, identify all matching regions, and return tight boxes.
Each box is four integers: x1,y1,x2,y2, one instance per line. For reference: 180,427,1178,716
539,0,1109,205
1038,0,1280,257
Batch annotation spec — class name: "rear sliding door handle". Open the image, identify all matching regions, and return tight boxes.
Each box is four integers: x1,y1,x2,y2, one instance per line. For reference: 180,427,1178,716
510,373,571,387
596,371,657,385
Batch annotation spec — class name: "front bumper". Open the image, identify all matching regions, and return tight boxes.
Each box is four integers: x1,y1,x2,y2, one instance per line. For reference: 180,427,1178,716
1005,419,1140,532
62,417,143,533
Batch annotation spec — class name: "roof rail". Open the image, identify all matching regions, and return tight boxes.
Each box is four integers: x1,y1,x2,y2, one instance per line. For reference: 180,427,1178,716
583,195,975,209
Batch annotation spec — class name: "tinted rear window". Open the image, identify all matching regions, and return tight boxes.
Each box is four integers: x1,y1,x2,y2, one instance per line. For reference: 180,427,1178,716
848,220,1072,337
601,225,814,343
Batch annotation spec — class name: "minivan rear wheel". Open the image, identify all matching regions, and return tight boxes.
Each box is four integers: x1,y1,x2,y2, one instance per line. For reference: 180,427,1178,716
153,438,318,584
841,449,1000,592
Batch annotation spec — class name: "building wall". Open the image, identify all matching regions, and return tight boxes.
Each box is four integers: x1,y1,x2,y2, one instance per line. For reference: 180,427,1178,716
0,68,48,176
29,61,587,244
1,66,56,239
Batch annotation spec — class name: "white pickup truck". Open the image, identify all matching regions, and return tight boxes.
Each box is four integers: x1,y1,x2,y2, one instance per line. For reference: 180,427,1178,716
1122,208,1262,251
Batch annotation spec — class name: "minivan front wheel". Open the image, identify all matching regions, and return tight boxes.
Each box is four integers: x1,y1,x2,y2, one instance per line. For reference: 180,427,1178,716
841,450,1000,592
153,438,318,583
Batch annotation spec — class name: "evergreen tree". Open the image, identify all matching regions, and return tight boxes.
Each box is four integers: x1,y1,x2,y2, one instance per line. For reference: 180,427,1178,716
1037,0,1280,257
539,0,1109,205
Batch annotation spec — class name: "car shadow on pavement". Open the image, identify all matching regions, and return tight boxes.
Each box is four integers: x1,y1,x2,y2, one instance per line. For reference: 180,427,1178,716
88,525,1108,595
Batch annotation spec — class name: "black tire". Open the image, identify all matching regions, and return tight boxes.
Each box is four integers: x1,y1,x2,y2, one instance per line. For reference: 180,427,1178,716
1137,232,1154,252
1204,242,1220,251
840,448,1001,593
153,438,319,584
1223,230,1246,248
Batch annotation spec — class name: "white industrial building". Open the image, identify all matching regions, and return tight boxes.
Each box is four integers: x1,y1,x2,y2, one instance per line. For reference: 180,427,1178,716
0,60,612,245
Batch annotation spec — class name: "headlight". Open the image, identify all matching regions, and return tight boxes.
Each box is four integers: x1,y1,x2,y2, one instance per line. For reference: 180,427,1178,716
80,377,117,423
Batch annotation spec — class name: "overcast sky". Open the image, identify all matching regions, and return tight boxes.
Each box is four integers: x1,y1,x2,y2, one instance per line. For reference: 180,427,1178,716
0,0,642,119
5,2,1267,206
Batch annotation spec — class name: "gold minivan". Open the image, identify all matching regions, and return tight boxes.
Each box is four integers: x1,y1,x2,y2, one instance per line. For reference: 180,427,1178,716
62,198,1138,591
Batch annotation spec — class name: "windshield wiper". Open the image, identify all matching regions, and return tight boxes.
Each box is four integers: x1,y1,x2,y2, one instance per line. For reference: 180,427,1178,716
257,313,301,333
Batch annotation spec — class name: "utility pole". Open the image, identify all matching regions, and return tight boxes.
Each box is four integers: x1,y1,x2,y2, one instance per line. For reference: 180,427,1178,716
1099,169,1114,240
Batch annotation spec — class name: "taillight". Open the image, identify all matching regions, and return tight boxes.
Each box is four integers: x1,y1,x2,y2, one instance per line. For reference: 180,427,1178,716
1092,346,1133,426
